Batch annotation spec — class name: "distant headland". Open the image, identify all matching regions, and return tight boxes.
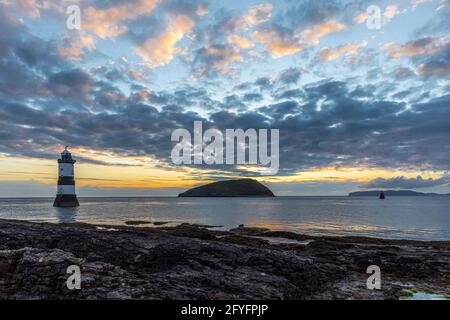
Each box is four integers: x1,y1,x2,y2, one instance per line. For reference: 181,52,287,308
178,179,275,197
349,190,450,197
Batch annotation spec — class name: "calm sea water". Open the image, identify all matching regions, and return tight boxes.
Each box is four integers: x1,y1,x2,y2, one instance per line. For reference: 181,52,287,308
0,196,449,241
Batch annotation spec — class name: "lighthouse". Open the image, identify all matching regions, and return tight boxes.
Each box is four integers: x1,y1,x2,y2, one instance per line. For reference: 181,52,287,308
53,146,79,207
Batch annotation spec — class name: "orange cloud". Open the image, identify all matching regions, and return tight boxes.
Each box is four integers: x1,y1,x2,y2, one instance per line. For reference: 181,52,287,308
227,35,254,49
252,30,273,43
83,0,158,38
353,12,368,24
266,38,305,58
58,33,95,60
383,37,444,58
318,40,368,61
384,5,398,19
136,15,194,67
128,69,147,81
252,30,304,58
253,21,344,58
302,21,344,45
57,0,158,60
243,3,273,26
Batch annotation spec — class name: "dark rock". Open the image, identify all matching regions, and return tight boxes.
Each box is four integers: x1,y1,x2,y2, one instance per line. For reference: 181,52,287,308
0,219,449,300
230,226,270,235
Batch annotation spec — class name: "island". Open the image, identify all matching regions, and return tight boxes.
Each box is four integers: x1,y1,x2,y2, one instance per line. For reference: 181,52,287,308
349,190,450,196
178,178,275,197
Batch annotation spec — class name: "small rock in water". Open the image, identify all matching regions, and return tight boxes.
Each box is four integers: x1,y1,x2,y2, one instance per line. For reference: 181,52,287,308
125,220,150,226
152,221,170,226
191,223,223,228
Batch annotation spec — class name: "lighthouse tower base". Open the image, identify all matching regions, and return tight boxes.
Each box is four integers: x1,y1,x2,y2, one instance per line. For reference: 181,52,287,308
53,194,79,207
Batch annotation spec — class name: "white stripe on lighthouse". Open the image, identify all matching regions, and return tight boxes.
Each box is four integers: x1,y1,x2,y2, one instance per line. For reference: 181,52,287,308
57,185,76,195
59,163,74,176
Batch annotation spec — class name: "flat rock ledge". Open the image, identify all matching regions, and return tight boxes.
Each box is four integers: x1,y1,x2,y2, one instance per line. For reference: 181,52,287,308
0,219,449,300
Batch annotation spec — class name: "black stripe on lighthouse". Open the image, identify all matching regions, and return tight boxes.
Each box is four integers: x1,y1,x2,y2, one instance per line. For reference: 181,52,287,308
58,177,75,185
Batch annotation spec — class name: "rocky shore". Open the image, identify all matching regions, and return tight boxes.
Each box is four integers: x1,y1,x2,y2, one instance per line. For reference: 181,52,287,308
0,219,449,300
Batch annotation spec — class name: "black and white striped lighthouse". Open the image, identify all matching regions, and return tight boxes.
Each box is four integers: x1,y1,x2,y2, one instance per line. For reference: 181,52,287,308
53,146,79,207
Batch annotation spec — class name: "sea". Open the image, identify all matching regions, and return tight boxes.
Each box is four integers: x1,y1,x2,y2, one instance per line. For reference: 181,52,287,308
0,196,449,241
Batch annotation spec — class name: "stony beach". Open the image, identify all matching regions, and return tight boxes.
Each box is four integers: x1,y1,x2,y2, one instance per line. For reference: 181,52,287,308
0,219,449,300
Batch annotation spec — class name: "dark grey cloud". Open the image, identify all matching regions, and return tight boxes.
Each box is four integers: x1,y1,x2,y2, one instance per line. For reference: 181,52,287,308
209,110,269,129
278,67,303,84
388,36,450,80
392,67,415,80
232,69,304,98
234,76,273,94
391,90,412,100
47,69,94,102
161,0,208,17
259,101,299,118
233,82,252,91
93,81,128,110
350,85,376,98
274,88,303,100
223,94,246,110
278,0,340,31
242,93,263,103
0,7,67,99
192,44,241,78
255,77,272,90
198,8,243,41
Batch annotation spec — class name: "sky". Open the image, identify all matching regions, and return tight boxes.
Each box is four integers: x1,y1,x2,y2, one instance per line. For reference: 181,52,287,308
0,0,449,197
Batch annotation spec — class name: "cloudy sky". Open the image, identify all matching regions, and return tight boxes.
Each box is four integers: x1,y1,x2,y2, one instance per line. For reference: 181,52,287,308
0,0,449,197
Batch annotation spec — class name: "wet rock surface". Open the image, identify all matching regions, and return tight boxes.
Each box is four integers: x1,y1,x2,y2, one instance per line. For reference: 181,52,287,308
0,219,449,300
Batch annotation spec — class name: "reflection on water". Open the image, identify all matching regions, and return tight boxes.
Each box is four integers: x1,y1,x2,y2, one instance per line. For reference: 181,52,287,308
54,207,78,223
0,196,450,241
249,221,385,234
